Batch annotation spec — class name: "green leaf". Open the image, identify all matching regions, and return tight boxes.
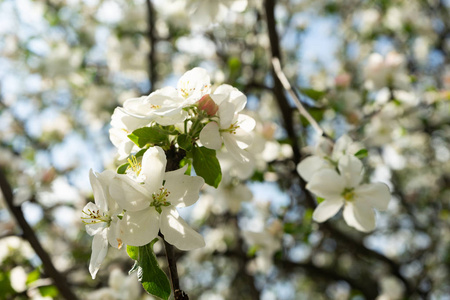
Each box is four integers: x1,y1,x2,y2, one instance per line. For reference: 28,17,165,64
299,88,326,101
38,285,59,297
26,268,40,285
354,149,368,159
192,146,222,188
135,148,148,158
137,239,171,300
316,197,325,204
117,163,130,174
127,245,139,260
177,134,193,151
128,126,170,148
0,271,14,297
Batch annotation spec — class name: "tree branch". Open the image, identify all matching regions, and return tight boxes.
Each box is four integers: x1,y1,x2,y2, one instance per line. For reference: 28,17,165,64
264,0,301,165
0,168,79,300
146,0,157,93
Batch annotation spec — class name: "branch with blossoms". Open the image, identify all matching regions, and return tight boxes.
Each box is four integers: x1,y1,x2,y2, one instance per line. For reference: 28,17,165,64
82,67,256,299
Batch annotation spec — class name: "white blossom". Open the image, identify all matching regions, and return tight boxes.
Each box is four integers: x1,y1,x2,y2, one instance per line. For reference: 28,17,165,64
83,170,122,279
297,134,362,182
109,146,205,250
306,155,390,232
200,85,255,163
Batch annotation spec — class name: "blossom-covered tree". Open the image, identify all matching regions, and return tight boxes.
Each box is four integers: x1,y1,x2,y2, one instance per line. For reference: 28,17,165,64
1,0,450,299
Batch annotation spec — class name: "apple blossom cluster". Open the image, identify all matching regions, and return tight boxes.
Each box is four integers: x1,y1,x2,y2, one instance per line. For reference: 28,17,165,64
81,67,256,297
297,135,391,232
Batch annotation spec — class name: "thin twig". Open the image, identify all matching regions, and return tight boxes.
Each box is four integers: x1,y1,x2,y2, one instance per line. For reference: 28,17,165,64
272,57,330,139
264,0,301,165
0,168,79,300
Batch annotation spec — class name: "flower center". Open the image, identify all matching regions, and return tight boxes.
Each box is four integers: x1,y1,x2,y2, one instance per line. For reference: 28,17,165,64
179,81,210,99
342,187,355,202
81,208,111,226
150,187,171,214
220,122,239,134
126,156,145,182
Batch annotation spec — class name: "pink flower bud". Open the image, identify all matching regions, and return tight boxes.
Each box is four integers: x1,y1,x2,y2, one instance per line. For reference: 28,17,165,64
197,94,219,116
335,73,351,88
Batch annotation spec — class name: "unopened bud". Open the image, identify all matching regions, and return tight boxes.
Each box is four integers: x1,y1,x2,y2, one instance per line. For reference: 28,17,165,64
335,73,351,88
197,94,219,116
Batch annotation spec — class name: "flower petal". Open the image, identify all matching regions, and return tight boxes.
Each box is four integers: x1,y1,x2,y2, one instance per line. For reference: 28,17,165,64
312,198,344,222
89,170,108,212
141,146,166,193
107,219,122,249
297,156,326,182
89,231,109,279
354,183,391,211
332,134,353,159
120,208,160,247
218,101,237,129
177,67,211,103
160,207,205,250
109,175,150,211
343,202,375,232
154,110,188,126
199,122,222,150
306,169,345,199
338,155,363,188
222,132,253,163
164,167,204,208
83,202,107,236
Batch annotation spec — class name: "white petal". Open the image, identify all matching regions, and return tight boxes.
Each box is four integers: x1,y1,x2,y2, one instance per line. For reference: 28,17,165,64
164,170,204,208
82,202,106,236
120,208,160,247
332,134,353,159
123,96,153,115
89,231,109,279
160,207,205,250
141,147,166,193
233,128,254,150
213,84,247,112
109,176,150,211
343,202,375,232
222,133,253,163
154,110,188,126
177,67,211,101
107,218,122,249
296,156,326,182
312,198,344,222
306,169,345,199
98,170,120,213
111,107,150,132
85,222,106,236
237,114,255,131
218,101,237,129
199,122,222,150
338,155,363,188
354,183,391,211
89,170,108,212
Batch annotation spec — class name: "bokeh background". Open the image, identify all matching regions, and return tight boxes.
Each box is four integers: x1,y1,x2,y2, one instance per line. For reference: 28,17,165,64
1,0,450,299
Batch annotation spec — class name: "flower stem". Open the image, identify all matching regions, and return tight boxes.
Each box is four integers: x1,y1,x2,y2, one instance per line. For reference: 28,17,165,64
159,232,189,300
161,147,189,299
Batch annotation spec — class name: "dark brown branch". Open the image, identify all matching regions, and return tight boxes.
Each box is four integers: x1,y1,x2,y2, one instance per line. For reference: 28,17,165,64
160,146,189,299
158,232,188,300
0,168,79,300
264,0,301,165
146,0,157,93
